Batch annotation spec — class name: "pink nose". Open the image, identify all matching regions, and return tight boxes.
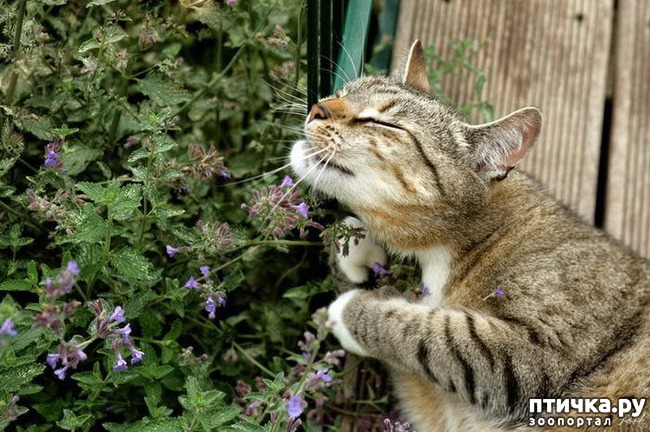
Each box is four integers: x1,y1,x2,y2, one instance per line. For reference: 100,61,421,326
308,103,329,122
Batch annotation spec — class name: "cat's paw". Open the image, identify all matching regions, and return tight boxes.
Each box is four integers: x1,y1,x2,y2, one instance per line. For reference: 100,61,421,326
327,289,369,357
334,216,387,284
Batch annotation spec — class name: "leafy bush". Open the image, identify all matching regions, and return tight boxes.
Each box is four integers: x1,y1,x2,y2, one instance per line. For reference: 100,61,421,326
0,0,376,430
0,1,491,430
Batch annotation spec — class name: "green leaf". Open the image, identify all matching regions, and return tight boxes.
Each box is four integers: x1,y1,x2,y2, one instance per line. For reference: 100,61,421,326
76,182,105,203
109,248,157,282
64,204,111,244
78,38,101,53
112,184,141,221
103,418,183,432
0,363,45,396
86,0,117,7
56,409,92,430
19,115,53,140
135,364,174,380
62,145,102,176
0,280,33,292
135,74,190,106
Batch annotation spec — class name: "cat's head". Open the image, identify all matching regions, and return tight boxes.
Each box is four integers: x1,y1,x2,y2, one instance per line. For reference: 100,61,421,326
290,41,541,249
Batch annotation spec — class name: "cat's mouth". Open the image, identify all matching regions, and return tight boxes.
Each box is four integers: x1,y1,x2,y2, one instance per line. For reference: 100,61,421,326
303,141,354,176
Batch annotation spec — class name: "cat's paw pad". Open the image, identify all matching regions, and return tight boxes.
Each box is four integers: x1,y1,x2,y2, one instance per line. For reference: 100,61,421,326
327,289,369,357
335,216,387,284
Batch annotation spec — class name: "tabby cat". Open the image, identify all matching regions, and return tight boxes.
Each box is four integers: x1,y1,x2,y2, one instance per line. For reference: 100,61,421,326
290,41,650,431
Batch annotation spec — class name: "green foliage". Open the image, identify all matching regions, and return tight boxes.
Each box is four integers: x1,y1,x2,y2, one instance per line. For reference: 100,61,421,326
0,0,492,429
0,0,376,430
424,39,494,122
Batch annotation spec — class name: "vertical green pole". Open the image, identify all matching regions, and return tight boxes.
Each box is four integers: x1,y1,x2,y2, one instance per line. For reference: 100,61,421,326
332,0,372,92
307,0,319,108
319,0,332,96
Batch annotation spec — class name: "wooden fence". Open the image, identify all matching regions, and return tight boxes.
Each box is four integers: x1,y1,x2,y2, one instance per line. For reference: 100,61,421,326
392,0,650,258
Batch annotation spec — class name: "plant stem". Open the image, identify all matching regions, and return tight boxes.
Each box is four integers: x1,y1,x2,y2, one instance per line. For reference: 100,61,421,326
232,341,275,377
5,0,28,105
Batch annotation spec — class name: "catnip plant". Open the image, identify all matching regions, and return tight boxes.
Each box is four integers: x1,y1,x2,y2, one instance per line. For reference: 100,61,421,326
0,0,490,430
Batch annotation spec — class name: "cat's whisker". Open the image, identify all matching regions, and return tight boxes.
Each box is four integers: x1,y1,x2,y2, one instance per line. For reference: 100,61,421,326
266,148,332,217
227,147,328,186
311,146,336,187
334,43,359,81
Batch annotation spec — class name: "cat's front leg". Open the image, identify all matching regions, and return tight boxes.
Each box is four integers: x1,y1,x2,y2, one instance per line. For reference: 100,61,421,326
327,289,550,421
331,216,387,286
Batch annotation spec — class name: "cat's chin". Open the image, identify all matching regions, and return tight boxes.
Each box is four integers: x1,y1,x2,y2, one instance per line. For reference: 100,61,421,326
290,139,349,197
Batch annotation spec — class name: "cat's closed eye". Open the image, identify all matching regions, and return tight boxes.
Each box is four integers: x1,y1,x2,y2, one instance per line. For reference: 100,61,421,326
352,117,402,130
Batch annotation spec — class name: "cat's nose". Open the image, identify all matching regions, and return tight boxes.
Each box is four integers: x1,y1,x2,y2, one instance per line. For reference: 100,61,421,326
307,103,330,122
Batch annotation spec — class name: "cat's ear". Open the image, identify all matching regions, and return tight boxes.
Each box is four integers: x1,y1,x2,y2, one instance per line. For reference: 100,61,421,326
464,107,542,181
403,40,431,94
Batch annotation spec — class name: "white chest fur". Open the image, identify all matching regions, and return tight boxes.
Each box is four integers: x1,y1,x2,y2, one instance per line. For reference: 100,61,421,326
415,247,451,307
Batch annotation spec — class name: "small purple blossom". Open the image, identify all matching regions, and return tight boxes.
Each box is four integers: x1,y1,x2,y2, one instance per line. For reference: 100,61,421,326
280,175,295,188
66,260,80,275
483,287,506,301
46,353,60,369
113,323,132,344
166,245,182,257
113,352,128,372
43,137,64,171
217,297,226,307
54,366,68,380
315,368,333,383
185,276,201,289
371,262,389,278
383,418,413,432
128,345,144,364
205,297,216,319
291,202,309,218
0,318,17,337
199,265,210,278
421,285,430,296
109,306,126,323
286,395,305,418
44,150,60,167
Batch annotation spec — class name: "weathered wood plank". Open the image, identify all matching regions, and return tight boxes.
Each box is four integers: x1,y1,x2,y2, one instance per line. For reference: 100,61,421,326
393,0,614,224
606,0,650,258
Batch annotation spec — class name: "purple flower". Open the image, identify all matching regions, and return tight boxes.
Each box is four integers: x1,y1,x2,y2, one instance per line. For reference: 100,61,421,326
371,262,389,278
291,202,309,218
128,345,144,364
421,285,430,296
315,368,333,383
495,287,505,297
217,296,226,307
73,347,88,364
184,276,201,289
44,150,60,167
0,318,17,337
46,353,60,369
199,266,210,278
66,261,80,275
54,366,68,380
109,306,126,323
166,245,181,257
219,170,232,180
43,137,64,171
286,395,305,418
280,175,295,188
113,323,132,344
113,352,128,372
205,298,216,319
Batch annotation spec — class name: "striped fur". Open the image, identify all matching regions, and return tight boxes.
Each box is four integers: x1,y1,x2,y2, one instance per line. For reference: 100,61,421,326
290,41,650,431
